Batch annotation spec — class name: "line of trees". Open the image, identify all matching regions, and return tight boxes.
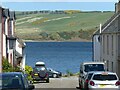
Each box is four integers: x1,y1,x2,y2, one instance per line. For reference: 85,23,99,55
16,10,82,16
17,29,96,41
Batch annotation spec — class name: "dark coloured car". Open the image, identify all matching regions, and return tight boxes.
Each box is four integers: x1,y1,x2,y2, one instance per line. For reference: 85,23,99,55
47,68,62,78
0,72,35,90
82,71,94,89
32,66,49,83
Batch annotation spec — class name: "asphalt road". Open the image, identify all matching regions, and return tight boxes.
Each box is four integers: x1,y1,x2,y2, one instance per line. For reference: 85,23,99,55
34,76,80,90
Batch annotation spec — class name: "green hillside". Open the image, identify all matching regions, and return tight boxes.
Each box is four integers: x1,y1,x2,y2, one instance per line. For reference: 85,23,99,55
15,11,114,41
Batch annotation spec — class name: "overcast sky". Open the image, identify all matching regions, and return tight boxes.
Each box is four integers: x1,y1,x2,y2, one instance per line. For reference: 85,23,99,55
0,0,118,11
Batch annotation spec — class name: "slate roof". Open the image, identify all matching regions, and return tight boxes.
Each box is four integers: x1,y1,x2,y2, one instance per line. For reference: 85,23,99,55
0,7,2,22
10,11,16,20
7,35,17,40
7,35,26,48
94,12,120,35
3,8,10,18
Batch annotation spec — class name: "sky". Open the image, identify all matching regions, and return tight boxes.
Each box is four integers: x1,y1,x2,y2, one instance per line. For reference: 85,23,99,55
0,0,118,11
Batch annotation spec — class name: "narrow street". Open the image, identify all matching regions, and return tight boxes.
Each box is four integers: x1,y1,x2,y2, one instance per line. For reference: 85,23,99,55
34,76,80,89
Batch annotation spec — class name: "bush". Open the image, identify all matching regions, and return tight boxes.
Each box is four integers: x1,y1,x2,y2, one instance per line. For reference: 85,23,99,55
25,65,33,80
2,58,13,72
2,58,33,81
66,70,74,76
2,58,21,72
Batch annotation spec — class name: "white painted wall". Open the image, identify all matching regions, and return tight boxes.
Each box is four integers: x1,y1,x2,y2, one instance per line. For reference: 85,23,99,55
8,49,14,66
16,40,22,55
101,34,118,74
5,19,8,35
93,35,101,61
0,23,2,73
11,21,14,36
2,34,6,58
21,55,26,71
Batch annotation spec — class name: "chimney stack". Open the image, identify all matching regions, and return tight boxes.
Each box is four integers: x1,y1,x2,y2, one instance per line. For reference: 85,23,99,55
115,1,120,13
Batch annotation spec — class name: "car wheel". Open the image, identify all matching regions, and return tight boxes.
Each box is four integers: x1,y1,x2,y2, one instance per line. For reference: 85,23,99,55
46,79,49,83
53,74,57,78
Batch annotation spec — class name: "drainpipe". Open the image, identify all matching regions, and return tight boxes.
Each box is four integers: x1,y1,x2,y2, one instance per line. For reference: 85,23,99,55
99,23,102,62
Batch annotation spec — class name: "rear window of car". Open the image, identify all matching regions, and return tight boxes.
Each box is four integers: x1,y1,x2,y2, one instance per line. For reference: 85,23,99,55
93,74,117,81
34,66,46,71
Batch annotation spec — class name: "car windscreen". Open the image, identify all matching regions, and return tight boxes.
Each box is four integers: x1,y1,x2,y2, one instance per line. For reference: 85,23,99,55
93,74,117,81
84,64,105,72
1,74,23,89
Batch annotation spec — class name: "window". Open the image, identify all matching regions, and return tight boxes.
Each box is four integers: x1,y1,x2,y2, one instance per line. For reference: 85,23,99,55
22,74,29,88
84,64,105,72
34,66,46,72
112,62,114,72
103,35,105,54
107,35,109,55
112,35,113,56
107,60,109,71
9,40,14,49
93,74,117,81
118,35,120,57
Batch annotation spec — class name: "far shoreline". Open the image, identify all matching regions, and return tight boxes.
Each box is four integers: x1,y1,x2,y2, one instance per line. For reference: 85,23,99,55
23,38,92,42
23,40,92,42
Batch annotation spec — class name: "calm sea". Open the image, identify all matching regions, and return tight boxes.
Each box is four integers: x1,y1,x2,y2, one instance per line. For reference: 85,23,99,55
24,42,92,74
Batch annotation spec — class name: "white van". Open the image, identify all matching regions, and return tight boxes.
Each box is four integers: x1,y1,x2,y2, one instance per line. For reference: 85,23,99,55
79,62,105,89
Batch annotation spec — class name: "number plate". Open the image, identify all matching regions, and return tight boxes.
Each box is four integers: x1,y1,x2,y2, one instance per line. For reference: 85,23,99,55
100,84,106,88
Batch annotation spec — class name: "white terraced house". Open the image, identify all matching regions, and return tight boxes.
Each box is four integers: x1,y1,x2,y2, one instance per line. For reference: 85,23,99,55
93,1,120,77
0,6,26,72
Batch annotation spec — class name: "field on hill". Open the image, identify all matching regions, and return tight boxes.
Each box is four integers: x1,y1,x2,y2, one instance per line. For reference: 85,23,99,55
15,11,114,41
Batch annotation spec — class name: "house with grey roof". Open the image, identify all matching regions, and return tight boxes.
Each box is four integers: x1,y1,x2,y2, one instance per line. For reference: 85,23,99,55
0,7,3,72
0,7,26,72
93,1,120,77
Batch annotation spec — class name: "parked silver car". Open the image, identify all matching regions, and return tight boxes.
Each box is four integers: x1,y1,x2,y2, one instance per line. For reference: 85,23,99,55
88,71,120,90
47,68,62,78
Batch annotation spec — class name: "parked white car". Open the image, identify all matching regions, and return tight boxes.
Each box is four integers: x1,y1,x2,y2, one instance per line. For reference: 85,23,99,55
88,71,120,90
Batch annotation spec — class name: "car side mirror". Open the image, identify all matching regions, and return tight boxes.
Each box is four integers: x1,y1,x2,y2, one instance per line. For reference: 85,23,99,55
28,84,35,89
